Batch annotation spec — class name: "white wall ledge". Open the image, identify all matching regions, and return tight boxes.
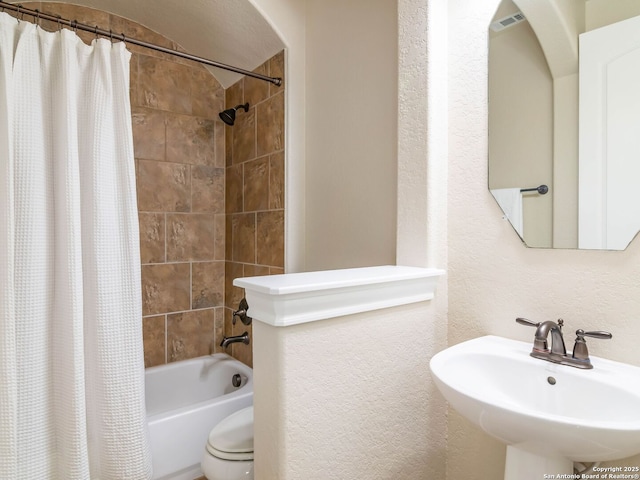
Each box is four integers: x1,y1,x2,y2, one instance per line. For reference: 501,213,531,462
234,265,445,327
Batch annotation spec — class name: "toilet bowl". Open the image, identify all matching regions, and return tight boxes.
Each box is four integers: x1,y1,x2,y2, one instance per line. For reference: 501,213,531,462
201,406,254,480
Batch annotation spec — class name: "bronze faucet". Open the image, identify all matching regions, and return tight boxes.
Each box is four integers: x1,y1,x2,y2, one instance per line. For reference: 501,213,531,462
516,318,611,369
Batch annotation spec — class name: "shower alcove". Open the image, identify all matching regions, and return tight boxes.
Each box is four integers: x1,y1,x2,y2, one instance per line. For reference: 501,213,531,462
14,0,287,368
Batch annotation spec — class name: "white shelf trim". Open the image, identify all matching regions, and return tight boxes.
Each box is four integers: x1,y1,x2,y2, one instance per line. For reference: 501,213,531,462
234,265,445,327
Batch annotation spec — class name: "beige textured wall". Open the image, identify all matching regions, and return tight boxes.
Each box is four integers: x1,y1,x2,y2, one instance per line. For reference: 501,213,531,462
586,0,640,30
304,0,398,271
447,0,640,478
244,2,448,479
253,302,447,480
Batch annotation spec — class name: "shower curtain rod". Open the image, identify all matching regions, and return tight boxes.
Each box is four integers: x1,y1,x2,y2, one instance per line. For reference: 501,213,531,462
0,1,282,86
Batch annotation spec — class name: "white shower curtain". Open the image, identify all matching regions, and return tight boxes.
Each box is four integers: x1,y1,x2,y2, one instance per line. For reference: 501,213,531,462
0,13,151,479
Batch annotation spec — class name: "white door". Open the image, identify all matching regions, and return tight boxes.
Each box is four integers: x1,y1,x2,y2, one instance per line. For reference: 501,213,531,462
579,15,640,250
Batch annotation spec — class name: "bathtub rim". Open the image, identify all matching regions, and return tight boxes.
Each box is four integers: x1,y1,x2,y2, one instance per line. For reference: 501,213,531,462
145,353,253,423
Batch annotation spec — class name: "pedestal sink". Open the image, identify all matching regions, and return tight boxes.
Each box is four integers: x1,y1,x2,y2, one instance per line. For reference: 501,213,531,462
430,336,640,480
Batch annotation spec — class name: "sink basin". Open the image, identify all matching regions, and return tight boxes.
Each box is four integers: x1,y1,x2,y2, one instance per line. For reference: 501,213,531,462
430,336,640,478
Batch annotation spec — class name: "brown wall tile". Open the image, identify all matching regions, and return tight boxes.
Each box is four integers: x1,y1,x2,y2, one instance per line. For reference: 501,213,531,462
192,165,224,213
269,152,285,210
226,164,243,214
230,213,256,263
232,109,256,164
221,308,232,355
110,15,174,59
192,261,225,309
244,62,270,107
166,114,215,165
137,160,190,212
166,214,216,261
256,210,284,268
167,309,215,362
141,263,190,315
269,50,285,97
225,81,244,112
191,67,224,119
225,216,233,261
225,121,233,167
137,56,192,114
143,315,166,367
244,264,270,277
244,157,269,212
225,262,245,310
256,91,285,157
139,213,165,264
214,122,226,168
214,214,225,261
212,308,226,354
132,108,165,161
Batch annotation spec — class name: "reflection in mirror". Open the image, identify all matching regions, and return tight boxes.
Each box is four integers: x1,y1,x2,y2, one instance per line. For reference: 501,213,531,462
488,0,640,250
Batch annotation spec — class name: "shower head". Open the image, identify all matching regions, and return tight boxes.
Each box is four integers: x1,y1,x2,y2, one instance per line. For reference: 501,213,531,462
219,103,250,126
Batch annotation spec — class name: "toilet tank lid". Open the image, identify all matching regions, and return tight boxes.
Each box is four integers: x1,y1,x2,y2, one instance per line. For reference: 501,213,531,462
208,406,254,453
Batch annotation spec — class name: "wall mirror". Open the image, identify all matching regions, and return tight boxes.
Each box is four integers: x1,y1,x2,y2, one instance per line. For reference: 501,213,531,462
488,0,640,250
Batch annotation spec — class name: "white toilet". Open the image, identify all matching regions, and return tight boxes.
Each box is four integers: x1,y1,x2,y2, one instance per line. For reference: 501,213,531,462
201,406,254,480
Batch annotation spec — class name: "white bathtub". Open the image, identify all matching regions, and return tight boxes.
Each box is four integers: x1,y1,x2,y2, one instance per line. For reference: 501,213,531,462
146,353,253,480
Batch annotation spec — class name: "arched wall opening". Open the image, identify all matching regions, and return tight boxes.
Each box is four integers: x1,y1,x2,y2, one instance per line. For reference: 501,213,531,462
7,0,290,368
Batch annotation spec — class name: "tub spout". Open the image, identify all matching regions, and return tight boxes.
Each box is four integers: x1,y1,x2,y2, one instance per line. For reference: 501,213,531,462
220,331,250,348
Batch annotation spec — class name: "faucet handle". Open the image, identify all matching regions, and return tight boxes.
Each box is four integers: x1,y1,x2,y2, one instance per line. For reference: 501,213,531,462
572,329,612,362
516,318,550,353
515,317,540,328
579,330,612,340
232,297,252,326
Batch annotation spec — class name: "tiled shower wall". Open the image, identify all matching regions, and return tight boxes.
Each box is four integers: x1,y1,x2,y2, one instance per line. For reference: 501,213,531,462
21,3,285,368
224,53,285,367
132,40,227,365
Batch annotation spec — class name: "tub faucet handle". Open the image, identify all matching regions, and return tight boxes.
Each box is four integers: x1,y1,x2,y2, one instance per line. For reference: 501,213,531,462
232,298,252,326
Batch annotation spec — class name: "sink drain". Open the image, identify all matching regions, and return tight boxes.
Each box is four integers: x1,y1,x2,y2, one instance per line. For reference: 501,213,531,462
547,376,556,385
